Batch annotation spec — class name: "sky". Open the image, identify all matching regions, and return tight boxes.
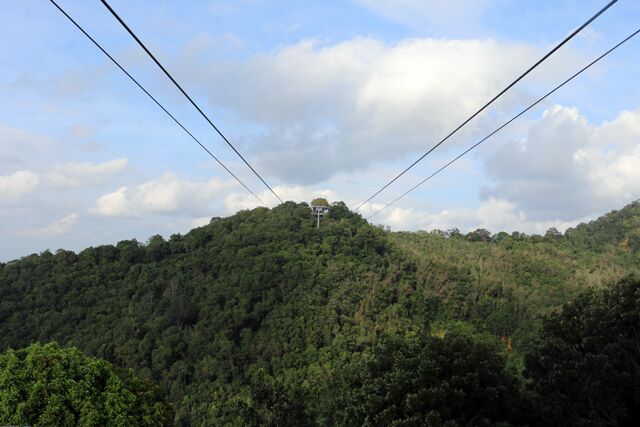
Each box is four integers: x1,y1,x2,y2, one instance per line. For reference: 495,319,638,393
1,0,639,261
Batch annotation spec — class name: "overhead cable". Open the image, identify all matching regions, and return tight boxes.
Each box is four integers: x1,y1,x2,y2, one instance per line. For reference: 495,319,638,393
356,0,618,211
99,0,284,204
367,26,640,220
49,0,267,207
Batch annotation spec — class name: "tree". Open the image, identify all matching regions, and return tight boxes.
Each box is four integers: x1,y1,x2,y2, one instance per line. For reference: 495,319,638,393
310,198,329,207
444,227,462,238
0,342,172,426
1,200,639,425
466,228,492,242
340,332,526,426
207,370,311,426
146,235,170,262
525,276,640,426
492,231,510,242
544,227,562,239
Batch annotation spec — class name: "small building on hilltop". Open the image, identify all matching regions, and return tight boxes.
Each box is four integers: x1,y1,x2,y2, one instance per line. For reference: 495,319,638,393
310,198,330,228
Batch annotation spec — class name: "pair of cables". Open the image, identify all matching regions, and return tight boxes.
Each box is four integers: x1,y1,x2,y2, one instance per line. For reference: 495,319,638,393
357,0,621,216
367,26,640,219
50,1,633,216
50,0,282,207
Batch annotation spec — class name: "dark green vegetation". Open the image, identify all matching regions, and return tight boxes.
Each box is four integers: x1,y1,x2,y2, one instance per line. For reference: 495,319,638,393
525,275,640,425
0,342,172,426
310,197,330,207
0,200,639,425
341,332,527,426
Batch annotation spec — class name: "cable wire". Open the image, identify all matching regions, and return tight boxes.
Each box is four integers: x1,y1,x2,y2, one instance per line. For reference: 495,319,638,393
49,0,267,207
356,0,618,211
367,26,640,220
99,0,284,204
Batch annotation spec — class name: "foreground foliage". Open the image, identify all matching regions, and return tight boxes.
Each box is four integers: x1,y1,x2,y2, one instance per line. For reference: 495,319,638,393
0,342,171,426
0,200,638,425
525,276,640,425
341,332,526,426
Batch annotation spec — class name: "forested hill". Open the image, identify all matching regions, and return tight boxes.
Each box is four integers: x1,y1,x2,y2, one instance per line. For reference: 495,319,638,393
565,200,640,251
1,200,639,425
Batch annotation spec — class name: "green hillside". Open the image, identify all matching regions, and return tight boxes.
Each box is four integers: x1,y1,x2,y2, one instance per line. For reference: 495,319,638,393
1,201,639,425
389,202,640,352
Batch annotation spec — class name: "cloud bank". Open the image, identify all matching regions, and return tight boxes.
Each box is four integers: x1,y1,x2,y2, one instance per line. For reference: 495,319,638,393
46,158,129,189
0,170,39,203
482,106,640,220
20,213,79,236
90,173,236,217
178,37,578,183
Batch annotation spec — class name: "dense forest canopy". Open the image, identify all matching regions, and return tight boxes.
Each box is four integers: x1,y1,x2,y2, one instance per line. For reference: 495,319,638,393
0,342,172,426
0,200,639,425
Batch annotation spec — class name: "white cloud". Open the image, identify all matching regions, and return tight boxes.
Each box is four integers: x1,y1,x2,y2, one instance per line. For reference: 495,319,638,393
178,36,578,184
90,173,236,217
190,216,213,228
19,213,79,236
482,105,640,220
368,198,583,234
0,170,39,203
46,158,129,189
597,109,640,149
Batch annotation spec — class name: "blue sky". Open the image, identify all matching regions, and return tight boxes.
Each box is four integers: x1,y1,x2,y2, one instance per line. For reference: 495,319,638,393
1,0,639,261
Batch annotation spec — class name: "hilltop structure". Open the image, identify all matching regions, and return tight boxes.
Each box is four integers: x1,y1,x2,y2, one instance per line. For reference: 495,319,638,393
310,198,330,228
